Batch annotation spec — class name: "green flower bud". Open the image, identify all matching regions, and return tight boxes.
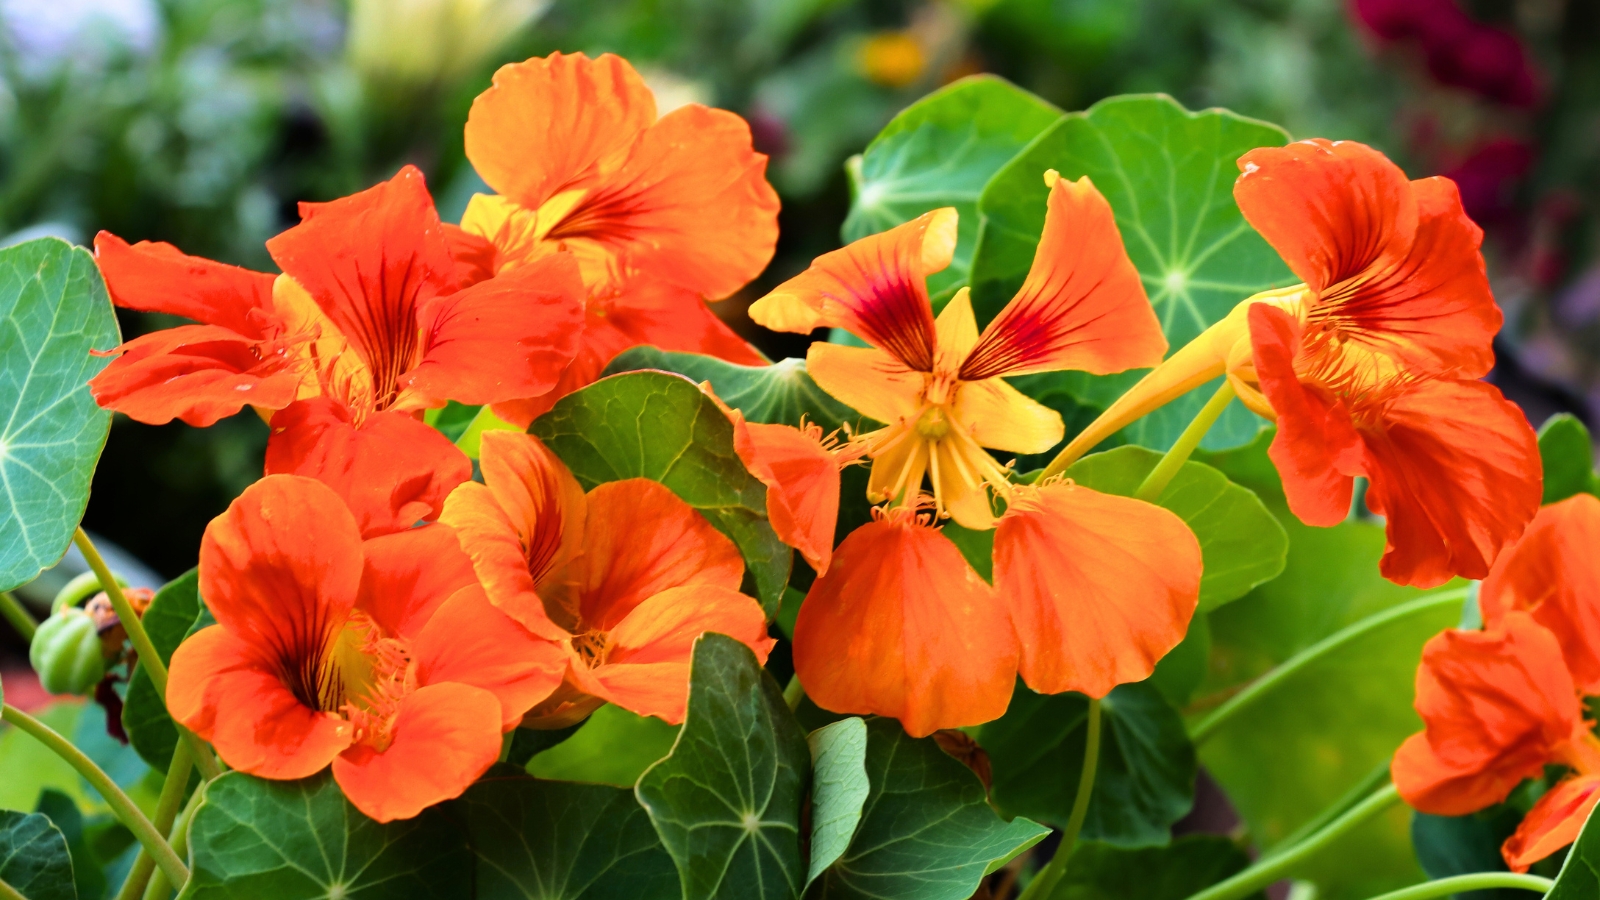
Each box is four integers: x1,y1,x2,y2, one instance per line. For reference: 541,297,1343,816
30,608,106,696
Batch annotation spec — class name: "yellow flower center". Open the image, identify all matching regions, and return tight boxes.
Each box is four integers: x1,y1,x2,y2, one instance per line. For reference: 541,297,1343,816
913,405,952,441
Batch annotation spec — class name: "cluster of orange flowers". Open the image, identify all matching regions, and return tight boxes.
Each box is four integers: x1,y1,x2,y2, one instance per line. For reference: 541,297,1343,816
94,50,1569,851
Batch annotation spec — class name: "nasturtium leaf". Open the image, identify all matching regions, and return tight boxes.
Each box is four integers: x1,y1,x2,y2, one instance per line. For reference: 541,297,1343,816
0,810,75,900
635,633,810,900
940,522,994,583
1064,446,1288,610
1147,612,1211,709
970,94,1295,452
505,724,580,768
1411,810,1526,899
458,765,678,900
183,771,472,899
841,75,1061,305
807,718,1049,899
35,790,109,900
423,401,482,443
980,682,1194,848
1538,413,1598,505
1549,803,1600,898
0,237,120,592
1050,835,1265,900
532,371,792,614
805,718,869,888
526,704,680,788
122,568,200,770
601,348,861,432
0,703,95,812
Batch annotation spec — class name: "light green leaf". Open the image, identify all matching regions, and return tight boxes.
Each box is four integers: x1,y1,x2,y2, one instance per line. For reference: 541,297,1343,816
805,718,869,887
181,771,471,899
122,569,200,770
526,704,679,788
635,633,810,900
1538,413,1598,505
423,401,482,443
532,371,792,614
0,703,95,813
0,809,75,900
970,94,1294,452
1065,446,1288,610
1549,804,1600,898
458,765,678,900
807,718,1048,899
0,237,120,591
980,683,1194,847
843,75,1061,305
1049,835,1265,900
602,348,861,432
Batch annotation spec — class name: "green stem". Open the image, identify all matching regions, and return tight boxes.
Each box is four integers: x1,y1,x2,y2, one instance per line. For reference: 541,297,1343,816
1183,784,1402,900
1360,873,1553,900
1,704,188,888
1190,589,1468,745
143,784,205,900
1134,381,1236,503
0,876,26,900
115,740,195,900
1018,699,1102,900
783,675,805,712
1263,759,1391,860
72,529,223,781
0,590,36,642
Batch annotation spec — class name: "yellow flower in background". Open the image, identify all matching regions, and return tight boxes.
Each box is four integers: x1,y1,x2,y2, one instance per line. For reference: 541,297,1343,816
858,31,927,88
347,0,547,87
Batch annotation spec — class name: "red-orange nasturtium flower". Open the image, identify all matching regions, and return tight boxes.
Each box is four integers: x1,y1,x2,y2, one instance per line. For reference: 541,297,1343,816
439,431,774,726
167,475,565,822
1055,139,1540,588
460,51,780,425
91,165,587,535
750,174,1201,734
1395,497,1600,869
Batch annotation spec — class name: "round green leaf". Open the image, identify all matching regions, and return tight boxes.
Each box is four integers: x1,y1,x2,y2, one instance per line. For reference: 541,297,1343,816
532,371,793,614
980,682,1195,847
122,569,201,770
0,809,75,900
970,94,1295,452
842,75,1061,305
805,717,869,888
526,704,679,788
0,237,119,591
183,771,472,899
458,765,678,900
635,633,810,900
601,348,860,432
1538,413,1598,505
1064,446,1288,610
807,717,1049,899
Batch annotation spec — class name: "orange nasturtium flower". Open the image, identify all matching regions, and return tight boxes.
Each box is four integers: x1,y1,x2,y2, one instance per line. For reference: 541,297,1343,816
460,51,780,425
90,166,587,535
749,175,1201,735
1054,139,1540,588
1394,496,1600,870
440,432,774,726
168,475,566,822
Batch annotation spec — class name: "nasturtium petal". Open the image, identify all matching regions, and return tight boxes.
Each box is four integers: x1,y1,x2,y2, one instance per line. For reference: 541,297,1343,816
458,765,678,900
979,682,1195,848
805,717,869,888
0,238,119,591
970,94,1295,452
531,371,792,614
602,348,861,432
806,717,1049,899
183,771,471,899
842,75,1061,306
635,633,809,900
122,568,200,770
0,809,75,900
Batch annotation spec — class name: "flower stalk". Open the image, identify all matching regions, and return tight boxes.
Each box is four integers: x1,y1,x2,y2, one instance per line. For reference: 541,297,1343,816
1017,698,1102,900
114,739,195,900
0,590,36,642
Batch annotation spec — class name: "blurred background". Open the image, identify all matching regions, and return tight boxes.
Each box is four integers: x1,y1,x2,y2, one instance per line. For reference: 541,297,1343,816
0,0,1594,587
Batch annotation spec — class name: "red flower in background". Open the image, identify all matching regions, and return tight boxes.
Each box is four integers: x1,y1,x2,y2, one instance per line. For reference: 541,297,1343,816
1350,0,1541,108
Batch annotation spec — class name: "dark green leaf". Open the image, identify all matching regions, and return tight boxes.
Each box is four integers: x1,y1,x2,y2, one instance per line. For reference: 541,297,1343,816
842,75,1061,305
1538,414,1598,505
34,790,105,900
980,682,1193,847
505,724,579,768
970,95,1294,452
182,771,471,899
805,718,869,888
1049,835,1264,900
1064,446,1288,610
602,349,860,433
940,522,994,583
526,704,679,788
0,237,120,592
458,765,677,900
807,718,1048,899
0,809,76,900
1412,811,1526,900
122,569,200,770
635,633,810,900
1550,804,1600,898
1147,612,1211,709
532,371,792,614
